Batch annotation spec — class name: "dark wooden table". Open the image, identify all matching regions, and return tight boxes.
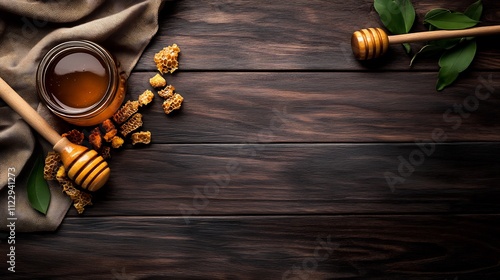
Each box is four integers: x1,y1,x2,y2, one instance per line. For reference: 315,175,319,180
4,0,500,279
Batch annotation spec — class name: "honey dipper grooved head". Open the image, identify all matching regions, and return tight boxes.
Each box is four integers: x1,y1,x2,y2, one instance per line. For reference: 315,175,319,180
54,137,110,192
351,28,389,60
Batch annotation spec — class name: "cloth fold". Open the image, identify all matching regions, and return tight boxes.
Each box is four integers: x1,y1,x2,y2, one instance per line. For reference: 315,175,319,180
0,0,166,232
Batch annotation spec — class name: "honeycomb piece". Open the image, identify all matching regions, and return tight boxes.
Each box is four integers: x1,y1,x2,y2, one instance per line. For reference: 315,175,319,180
149,74,166,88
55,165,93,214
56,165,68,182
63,183,79,198
73,191,93,215
157,84,175,99
89,127,102,150
103,129,117,142
131,131,152,145
154,44,181,74
113,100,139,124
61,129,84,145
43,151,61,180
102,119,117,142
100,146,111,160
138,90,154,107
111,136,125,149
120,113,143,137
162,93,184,114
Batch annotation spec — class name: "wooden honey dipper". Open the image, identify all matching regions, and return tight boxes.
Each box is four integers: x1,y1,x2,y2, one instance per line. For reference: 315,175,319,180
351,25,500,60
0,77,110,192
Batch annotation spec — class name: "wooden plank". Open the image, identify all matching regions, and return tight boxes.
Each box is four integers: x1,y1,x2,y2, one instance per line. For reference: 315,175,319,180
62,143,500,217
136,0,500,71
3,215,500,279
124,72,500,143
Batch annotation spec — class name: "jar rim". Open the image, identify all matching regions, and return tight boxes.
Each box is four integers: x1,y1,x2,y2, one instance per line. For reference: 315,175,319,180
36,40,118,120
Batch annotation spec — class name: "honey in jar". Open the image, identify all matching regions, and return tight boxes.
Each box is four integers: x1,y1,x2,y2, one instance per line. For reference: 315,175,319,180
37,41,126,126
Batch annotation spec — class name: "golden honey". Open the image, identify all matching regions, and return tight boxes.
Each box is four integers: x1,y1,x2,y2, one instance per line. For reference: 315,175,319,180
37,41,126,126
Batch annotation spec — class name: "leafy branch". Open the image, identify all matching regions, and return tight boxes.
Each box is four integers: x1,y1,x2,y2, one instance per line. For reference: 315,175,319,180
374,0,483,91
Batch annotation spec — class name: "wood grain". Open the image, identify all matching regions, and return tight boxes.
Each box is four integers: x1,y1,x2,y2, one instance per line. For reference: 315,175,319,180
58,143,500,217
124,72,500,143
2,215,499,279
136,0,500,71
4,1,500,279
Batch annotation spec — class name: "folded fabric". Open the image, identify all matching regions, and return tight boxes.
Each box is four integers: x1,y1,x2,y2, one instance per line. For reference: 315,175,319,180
0,0,166,232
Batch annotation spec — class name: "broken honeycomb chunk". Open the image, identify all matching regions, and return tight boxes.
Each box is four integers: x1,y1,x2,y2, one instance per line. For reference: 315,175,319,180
89,127,102,150
73,192,93,215
154,44,181,74
102,119,117,142
149,73,166,88
113,100,139,124
100,146,111,160
120,113,143,137
43,151,61,180
162,93,184,114
131,131,152,145
61,129,84,145
111,136,125,149
157,84,175,99
55,165,93,214
138,90,154,107
103,129,117,142
102,119,115,131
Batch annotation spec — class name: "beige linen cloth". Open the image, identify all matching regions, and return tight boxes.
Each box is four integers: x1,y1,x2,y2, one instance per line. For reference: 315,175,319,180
0,0,166,232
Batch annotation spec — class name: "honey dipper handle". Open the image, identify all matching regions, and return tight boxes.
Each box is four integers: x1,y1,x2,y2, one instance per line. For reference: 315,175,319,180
0,77,62,146
389,25,500,44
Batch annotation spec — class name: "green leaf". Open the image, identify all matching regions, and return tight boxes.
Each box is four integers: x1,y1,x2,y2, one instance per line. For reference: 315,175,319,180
439,39,477,72
27,154,51,215
374,0,415,34
436,40,477,91
424,8,450,25
374,0,407,34
437,67,460,91
398,0,415,33
424,11,479,30
402,43,411,54
410,44,444,66
464,0,483,21
374,0,415,54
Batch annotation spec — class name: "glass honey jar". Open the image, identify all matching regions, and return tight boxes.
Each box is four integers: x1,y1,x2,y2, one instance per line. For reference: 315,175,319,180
36,40,126,126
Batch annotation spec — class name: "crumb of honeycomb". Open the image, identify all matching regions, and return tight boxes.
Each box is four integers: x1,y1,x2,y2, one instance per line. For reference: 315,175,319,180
43,151,61,180
138,90,155,107
102,119,115,131
89,127,102,150
56,165,67,182
120,113,143,137
73,192,93,215
154,44,181,74
102,119,117,142
131,131,152,145
103,130,117,142
149,74,166,88
162,93,184,114
111,136,125,149
55,165,93,214
113,100,139,124
100,146,111,159
157,84,175,99
61,129,84,145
